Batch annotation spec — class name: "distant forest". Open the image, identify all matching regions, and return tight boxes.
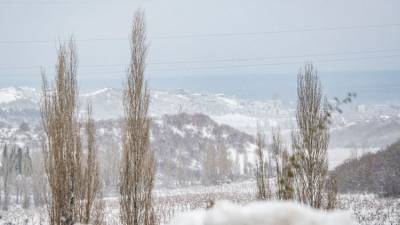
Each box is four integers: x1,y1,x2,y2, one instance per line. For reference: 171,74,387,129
333,140,400,197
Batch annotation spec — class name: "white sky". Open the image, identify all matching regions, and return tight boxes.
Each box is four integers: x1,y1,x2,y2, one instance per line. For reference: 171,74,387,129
0,0,399,84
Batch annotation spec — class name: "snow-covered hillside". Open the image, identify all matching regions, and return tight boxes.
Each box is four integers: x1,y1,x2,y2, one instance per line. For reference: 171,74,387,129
86,113,260,186
79,88,290,135
1,87,400,139
0,87,290,133
1,86,400,171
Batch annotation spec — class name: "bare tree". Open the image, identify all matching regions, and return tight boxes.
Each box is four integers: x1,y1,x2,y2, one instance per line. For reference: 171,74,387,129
21,147,33,209
325,175,337,210
41,39,83,225
217,140,232,183
15,148,22,205
79,103,102,224
202,144,217,185
119,10,156,225
271,129,294,200
101,141,120,191
201,139,232,185
91,197,106,225
254,127,271,200
233,152,241,178
32,150,47,207
176,146,186,186
292,63,329,208
42,39,103,225
1,145,17,211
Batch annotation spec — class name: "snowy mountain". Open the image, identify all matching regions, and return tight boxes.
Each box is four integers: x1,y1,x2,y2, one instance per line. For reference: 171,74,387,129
0,87,40,125
0,87,290,134
1,86,400,174
1,87,400,141
0,87,39,105
79,87,291,135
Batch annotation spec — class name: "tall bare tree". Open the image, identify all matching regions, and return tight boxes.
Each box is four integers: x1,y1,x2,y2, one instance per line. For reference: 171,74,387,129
42,40,102,225
292,63,329,208
41,40,82,225
119,10,156,225
254,127,271,200
79,103,102,224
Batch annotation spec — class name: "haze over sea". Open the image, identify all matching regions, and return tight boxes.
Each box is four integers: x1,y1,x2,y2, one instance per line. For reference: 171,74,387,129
150,71,400,105
1,70,399,105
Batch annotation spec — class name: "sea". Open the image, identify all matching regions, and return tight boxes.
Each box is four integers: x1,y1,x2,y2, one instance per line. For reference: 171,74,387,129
1,70,399,105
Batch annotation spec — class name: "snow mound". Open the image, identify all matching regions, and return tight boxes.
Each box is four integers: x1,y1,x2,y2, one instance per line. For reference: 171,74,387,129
169,201,356,225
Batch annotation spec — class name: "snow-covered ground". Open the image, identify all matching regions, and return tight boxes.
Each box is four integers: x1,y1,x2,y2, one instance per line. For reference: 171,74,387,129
1,182,398,225
170,201,356,225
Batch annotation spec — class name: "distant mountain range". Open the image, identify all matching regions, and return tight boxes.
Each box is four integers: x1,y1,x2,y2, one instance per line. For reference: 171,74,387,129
0,86,400,182
1,87,399,145
0,87,286,134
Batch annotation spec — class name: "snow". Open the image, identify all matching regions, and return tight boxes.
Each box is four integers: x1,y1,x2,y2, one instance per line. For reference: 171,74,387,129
379,115,390,120
176,94,190,100
154,118,164,126
183,124,198,133
201,127,213,139
0,89,18,103
212,114,259,135
81,88,113,97
169,200,356,225
234,153,245,175
0,182,397,225
171,126,185,137
0,87,37,104
217,95,239,107
245,142,257,164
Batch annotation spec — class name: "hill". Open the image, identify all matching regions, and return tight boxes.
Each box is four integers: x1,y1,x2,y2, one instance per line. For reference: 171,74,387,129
0,111,258,187
332,140,400,196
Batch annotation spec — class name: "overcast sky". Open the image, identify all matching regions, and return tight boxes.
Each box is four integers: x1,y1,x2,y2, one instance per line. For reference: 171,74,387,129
0,0,399,88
